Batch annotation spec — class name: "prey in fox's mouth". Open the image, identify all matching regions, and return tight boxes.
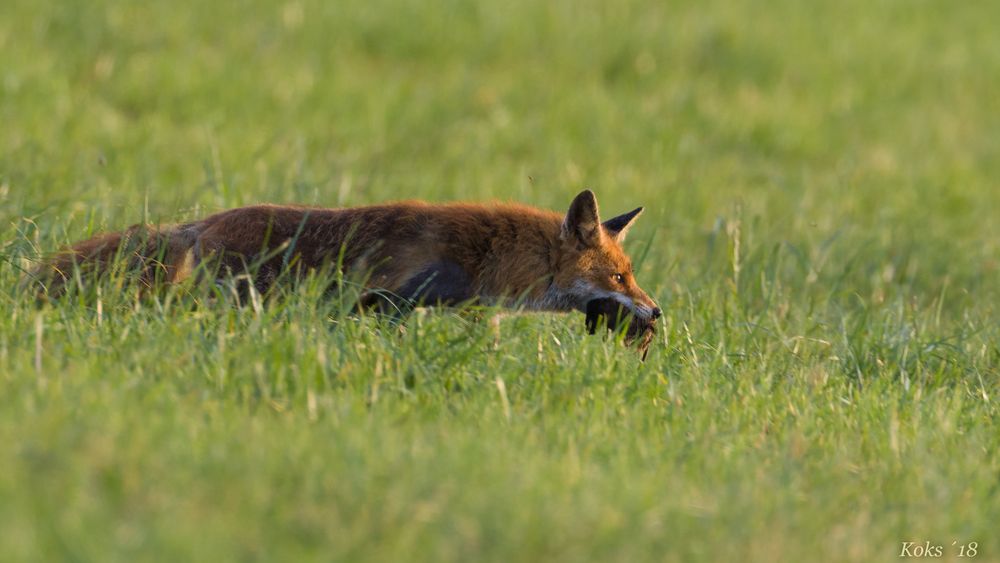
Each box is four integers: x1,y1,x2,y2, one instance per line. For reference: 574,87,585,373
584,298,658,360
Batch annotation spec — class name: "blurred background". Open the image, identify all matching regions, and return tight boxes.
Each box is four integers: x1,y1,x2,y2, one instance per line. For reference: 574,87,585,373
3,0,999,302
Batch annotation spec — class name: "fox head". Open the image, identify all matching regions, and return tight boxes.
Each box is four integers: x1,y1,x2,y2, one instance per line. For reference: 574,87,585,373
553,190,660,322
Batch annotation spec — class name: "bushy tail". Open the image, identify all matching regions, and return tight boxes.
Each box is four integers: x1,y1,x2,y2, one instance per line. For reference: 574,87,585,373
30,223,197,297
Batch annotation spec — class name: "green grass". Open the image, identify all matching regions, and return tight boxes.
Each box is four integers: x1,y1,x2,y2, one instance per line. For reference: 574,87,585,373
2,0,1000,560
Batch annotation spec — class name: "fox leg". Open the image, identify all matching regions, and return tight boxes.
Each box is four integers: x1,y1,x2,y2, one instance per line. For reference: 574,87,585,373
397,260,474,305
360,260,474,313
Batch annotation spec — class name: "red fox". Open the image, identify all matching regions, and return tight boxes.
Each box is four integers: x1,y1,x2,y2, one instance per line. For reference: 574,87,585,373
36,190,660,345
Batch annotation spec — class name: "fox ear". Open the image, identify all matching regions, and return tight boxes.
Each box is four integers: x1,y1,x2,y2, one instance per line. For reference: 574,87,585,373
562,190,601,247
602,207,643,242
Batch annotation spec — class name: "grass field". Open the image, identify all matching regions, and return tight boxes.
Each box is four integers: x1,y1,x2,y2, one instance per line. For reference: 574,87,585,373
2,0,1000,560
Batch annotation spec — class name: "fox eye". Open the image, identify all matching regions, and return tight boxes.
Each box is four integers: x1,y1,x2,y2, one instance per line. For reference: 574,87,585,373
612,273,625,285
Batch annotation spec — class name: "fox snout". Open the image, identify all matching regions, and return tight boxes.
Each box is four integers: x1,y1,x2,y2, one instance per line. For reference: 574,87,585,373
619,290,660,323
632,299,661,322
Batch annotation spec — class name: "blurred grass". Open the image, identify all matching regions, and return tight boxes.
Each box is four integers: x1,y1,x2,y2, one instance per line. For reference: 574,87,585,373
1,0,999,561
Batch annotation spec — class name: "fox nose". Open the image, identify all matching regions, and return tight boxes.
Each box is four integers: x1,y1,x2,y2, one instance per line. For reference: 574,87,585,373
651,307,661,320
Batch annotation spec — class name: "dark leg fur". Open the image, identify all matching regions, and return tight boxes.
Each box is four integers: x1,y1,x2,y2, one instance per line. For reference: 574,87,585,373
358,260,475,315
396,261,474,306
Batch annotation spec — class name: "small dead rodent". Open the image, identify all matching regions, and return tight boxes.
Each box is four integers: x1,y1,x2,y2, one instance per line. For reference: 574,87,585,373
585,298,656,360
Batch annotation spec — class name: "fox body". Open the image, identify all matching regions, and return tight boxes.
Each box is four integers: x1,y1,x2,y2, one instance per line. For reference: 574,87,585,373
38,190,660,326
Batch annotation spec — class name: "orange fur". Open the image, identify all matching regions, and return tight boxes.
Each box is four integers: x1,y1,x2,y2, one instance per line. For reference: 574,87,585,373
35,191,660,322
